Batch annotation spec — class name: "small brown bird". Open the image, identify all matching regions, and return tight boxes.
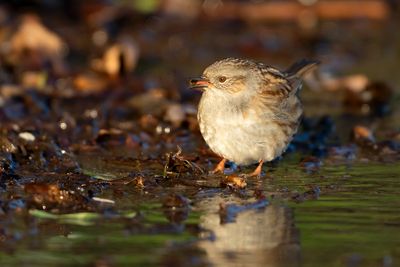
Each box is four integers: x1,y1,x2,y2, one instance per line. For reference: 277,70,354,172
191,58,319,176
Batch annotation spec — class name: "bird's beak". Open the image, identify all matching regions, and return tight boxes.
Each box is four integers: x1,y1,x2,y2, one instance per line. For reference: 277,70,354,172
190,77,211,91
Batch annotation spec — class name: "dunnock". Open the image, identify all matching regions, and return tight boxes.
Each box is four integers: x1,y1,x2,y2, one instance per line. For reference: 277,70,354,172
191,58,319,176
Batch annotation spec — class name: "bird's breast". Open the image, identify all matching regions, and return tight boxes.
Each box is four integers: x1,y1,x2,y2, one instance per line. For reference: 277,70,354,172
197,92,300,165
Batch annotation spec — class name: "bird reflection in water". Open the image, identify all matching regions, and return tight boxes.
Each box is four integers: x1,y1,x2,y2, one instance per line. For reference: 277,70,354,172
197,195,300,267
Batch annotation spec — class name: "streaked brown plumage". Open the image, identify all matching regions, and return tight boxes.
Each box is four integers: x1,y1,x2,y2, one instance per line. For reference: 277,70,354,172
191,58,319,176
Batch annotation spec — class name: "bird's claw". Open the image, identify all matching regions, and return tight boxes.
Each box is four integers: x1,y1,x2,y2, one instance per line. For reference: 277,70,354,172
210,158,226,175
246,160,264,178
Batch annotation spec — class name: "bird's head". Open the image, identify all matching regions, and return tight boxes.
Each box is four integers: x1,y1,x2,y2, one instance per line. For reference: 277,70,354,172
190,58,261,95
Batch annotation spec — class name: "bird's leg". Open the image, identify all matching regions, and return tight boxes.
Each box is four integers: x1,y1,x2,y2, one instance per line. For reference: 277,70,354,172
248,160,264,177
211,158,226,174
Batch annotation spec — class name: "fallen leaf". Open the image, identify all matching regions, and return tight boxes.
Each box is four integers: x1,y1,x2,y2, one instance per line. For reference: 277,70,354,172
220,175,247,189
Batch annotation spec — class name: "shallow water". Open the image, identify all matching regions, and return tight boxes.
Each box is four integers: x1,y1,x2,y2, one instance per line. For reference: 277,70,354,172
1,156,399,267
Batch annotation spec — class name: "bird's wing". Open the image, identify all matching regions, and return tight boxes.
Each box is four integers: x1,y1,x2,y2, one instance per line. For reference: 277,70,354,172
256,65,293,100
256,60,319,100
257,78,293,100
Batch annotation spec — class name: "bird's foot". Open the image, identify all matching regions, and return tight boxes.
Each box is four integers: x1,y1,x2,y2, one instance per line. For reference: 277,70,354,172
247,160,264,178
210,158,227,174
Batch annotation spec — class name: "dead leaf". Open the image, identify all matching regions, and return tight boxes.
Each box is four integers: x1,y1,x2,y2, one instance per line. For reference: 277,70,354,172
74,73,107,94
353,125,375,143
163,146,204,177
162,193,190,209
220,175,247,189
93,36,139,79
9,14,66,74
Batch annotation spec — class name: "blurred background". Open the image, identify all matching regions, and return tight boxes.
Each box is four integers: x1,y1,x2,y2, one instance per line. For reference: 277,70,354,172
0,0,398,118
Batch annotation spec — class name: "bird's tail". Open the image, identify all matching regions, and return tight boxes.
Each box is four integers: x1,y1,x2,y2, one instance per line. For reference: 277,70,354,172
285,59,320,78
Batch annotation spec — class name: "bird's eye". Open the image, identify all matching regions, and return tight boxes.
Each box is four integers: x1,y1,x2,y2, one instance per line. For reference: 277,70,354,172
218,76,227,83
